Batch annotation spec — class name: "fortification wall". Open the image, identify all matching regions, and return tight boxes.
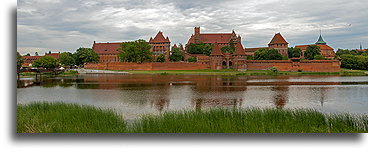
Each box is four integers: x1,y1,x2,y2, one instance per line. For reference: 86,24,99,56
84,62,210,71
245,60,341,72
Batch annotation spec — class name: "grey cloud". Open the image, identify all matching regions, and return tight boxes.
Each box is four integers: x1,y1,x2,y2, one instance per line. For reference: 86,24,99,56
17,0,368,55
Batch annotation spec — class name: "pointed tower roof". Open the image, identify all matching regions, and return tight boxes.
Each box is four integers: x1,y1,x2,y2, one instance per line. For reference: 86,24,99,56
172,44,178,49
269,33,288,44
210,42,223,56
360,43,362,50
315,34,327,45
234,42,246,55
150,31,170,43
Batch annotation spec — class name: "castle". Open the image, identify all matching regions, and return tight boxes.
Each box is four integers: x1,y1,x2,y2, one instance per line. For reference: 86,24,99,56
89,26,339,72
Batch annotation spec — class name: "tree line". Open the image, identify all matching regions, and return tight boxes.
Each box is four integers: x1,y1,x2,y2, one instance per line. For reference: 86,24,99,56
336,49,368,70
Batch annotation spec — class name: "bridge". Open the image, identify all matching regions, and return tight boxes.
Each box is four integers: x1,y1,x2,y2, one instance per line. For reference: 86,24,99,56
17,68,65,80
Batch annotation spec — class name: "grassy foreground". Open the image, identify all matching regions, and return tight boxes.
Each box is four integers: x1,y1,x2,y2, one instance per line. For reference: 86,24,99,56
17,102,368,133
17,102,126,133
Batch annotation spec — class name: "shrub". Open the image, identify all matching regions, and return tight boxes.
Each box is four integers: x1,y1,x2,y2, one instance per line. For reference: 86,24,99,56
314,55,325,60
297,69,303,72
187,57,197,62
269,66,278,73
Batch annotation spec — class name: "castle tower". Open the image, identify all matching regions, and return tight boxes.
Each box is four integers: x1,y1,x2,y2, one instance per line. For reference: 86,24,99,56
210,42,224,70
268,33,289,57
149,31,171,61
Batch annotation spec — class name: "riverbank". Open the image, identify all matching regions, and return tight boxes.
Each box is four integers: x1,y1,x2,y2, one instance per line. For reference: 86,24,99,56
17,102,368,133
114,69,368,76
19,70,79,77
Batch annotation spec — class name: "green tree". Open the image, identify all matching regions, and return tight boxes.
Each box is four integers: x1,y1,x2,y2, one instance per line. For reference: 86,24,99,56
25,53,31,56
186,43,213,56
17,52,24,68
314,55,325,60
254,48,269,60
187,57,197,62
35,52,39,56
169,47,184,61
336,49,353,56
340,54,357,69
267,48,283,60
156,54,165,62
220,46,234,54
58,52,75,68
292,48,301,58
254,48,282,60
73,48,99,66
304,45,321,60
32,56,58,69
288,48,293,58
118,39,153,63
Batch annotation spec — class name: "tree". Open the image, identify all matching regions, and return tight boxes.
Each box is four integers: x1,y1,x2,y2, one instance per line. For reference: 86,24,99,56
186,43,213,56
118,39,153,63
156,54,165,62
58,52,75,68
25,53,31,56
288,48,293,58
254,48,282,60
314,55,325,60
304,45,321,60
220,46,234,54
336,49,353,56
292,48,301,58
35,52,39,56
187,57,197,62
254,48,269,60
17,52,24,69
32,56,58,69
169,47,184,61
73,48,99,66
267,48,283,60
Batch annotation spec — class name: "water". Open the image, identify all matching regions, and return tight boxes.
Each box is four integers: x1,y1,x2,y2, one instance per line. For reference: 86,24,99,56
17,74,368,120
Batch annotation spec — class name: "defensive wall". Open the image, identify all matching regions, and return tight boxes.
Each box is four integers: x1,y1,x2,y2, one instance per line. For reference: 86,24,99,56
245,60,341,72
84,60,340,72
84,62,210,71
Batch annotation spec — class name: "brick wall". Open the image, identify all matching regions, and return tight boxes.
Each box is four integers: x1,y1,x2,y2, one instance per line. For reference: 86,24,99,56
84,62,210,71
246,60,341,72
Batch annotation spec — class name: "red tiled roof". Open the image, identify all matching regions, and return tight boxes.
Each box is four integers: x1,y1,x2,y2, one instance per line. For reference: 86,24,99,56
149,31,170,43
295,44,334,51
92,42,121,54
199,33,233,44
210,42,223,56
269,33,288,44
23,56,43,61
45,53,60,59
234,43,246,55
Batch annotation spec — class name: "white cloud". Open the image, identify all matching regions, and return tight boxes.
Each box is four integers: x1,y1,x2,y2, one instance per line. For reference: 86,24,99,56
17,0,368,54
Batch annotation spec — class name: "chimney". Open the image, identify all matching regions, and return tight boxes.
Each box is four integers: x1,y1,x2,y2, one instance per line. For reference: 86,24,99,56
194,27,200,35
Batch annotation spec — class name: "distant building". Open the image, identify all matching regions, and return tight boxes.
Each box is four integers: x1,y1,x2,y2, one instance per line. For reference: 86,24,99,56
22,52,60,67
186,26,241,49
92,41,121,63
244,33,289,57
149,31,171,61
295,33,335,59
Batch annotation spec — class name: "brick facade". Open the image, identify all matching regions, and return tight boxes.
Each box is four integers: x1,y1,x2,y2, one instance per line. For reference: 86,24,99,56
246,60,341,72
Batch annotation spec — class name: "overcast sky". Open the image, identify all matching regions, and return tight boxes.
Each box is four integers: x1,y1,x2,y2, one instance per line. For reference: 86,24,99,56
17,0,368,55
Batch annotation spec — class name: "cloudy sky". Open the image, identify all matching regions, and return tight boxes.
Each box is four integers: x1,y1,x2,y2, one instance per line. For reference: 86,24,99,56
17,0,368,55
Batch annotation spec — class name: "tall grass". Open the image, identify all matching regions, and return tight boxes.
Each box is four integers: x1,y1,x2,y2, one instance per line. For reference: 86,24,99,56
130,108,368,133
17,102,126,133
17,102,368,133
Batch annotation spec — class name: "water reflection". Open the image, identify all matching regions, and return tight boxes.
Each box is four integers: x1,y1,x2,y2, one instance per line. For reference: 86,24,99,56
17,74,368,119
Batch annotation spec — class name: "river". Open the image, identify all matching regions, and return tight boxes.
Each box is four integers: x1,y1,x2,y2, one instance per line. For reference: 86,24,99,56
17,74,368,120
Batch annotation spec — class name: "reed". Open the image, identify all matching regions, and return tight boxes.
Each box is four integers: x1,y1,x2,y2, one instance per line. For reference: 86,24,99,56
17,102,126,133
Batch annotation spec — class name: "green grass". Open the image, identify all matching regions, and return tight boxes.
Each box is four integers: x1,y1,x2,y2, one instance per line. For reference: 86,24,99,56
19,70,79,77
131,108,368,133
17,102,126,133
17,102,368,133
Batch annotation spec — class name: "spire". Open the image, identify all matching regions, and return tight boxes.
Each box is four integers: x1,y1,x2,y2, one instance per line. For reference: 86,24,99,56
210,42,223,56
316,31,327,45
360,43,362,50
